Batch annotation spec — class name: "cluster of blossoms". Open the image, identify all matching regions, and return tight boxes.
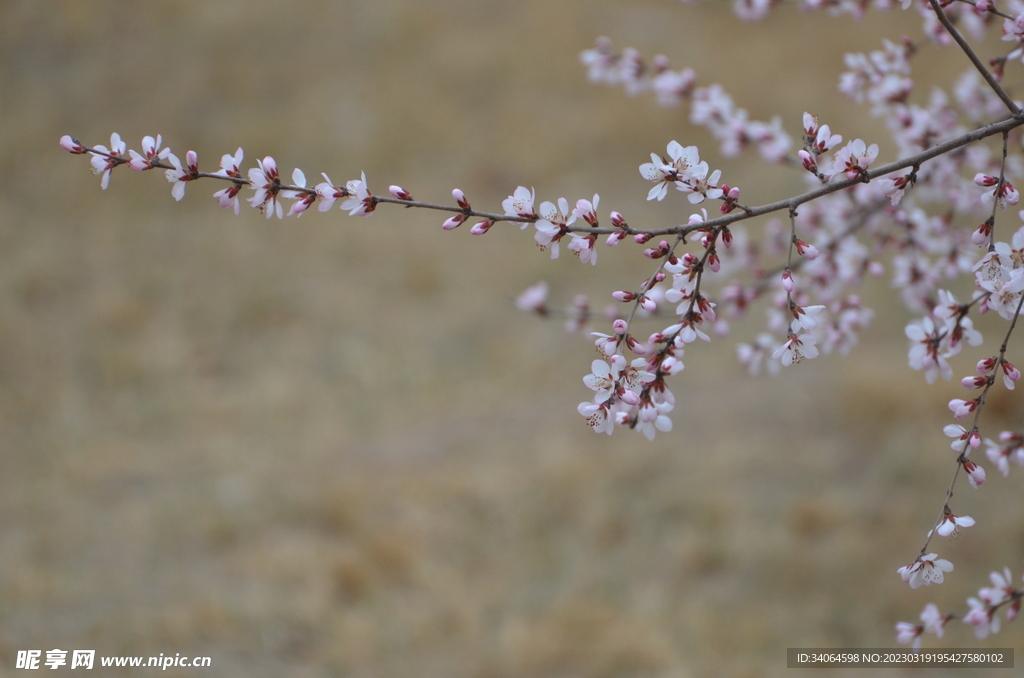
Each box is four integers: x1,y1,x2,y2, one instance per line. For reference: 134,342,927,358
62,0,1024,650
897,567,1022,647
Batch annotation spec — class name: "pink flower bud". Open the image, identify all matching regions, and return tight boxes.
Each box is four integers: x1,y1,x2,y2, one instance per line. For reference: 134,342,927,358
609,211,626,228
721,227,733,249
707,252,720,272
60,135,86,154
948,398,978,419
962,376,987,389
389,185,413,200
782,270,795,292
442,214,465,230
452,188,470,209
802,112,819,138
639,295,657,312
962,459,986,488
977,357,996,374
633,233,651,244
795,240,819,260
469,219,492,235
977,0,992,10
1002,361,1021,382
1002,182,1020,205
974,173,997,187
625,334,647,355
972,222,992,246
612,319,628,335
969,430,981,450
574,198,598,226
612,291,636,302
606,231,626,246
798,150,817,173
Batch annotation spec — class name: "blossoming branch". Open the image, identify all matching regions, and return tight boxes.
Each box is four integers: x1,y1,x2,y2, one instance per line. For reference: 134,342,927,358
62,0,1024,649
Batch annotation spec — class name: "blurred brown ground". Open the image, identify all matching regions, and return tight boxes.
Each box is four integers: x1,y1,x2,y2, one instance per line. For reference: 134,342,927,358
1,1,1022,676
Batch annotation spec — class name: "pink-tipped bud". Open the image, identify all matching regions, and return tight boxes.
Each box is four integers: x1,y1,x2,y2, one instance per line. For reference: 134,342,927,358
976,0,993,10
782,269,795,292
612,319,628,335
798,150,817,173
442,214,466,230
720,227,733,249
977,357,996,374
972,222,992,247
795,239,819,260
452,188,470,209
60,135,86,154
469,219,492,235
639,295,657,312
653,271,666,283
185,150,199,173
707,252,720,272
389,185,413,200
606,231,626,246
948,398,978,419
962,459,986,488
574,198,599,226
643,247,664,259
802,112,819,138
610,211,626,228
625,334,647,355
633,233,651,244
962,376,987,389
974,173,997,187
612,291,637,302
969,430,982,450
1002,361,1021,382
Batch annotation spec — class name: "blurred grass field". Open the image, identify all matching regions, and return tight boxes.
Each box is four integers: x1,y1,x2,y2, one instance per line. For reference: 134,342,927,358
2,1,1023,676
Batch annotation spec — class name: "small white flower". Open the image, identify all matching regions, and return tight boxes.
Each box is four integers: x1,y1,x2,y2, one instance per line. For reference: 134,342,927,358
898,553,953,589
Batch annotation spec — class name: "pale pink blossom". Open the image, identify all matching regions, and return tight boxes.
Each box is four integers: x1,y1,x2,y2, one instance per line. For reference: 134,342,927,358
962,458,987,488
88,132,126,190
128,134,170,171
572,194,600,226
339,172,376,217
502,186,536,219
963,597,1000,638
640,141,700,201
285,168,316,216
934,509,975,538
212,147,245,215
164,150,198,201
534,198,575,259
772,333,819,366
898,553,953,589
247,156,284,219
515,281,548,315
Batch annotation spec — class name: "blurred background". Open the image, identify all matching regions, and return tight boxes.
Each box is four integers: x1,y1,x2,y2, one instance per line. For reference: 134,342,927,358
1,1,1022,676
